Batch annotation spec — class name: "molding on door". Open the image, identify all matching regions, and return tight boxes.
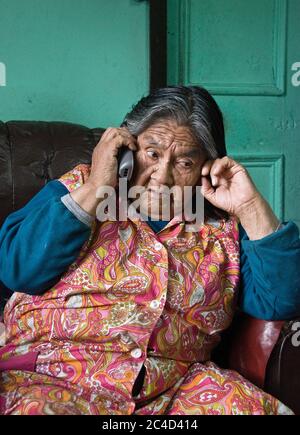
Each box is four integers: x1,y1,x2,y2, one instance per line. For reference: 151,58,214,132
232,154,284,219
174,0,287,96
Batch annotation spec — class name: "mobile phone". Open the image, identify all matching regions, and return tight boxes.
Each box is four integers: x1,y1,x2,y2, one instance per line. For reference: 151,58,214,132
118,146,134,180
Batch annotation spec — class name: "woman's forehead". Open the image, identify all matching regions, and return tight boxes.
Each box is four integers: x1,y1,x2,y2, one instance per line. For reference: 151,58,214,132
138,121,198,147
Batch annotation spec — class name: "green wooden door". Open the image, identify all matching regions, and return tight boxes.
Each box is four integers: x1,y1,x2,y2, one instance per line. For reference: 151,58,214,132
168,0,300,228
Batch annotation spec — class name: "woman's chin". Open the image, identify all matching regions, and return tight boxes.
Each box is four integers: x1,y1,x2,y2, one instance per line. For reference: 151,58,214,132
139,199,178,221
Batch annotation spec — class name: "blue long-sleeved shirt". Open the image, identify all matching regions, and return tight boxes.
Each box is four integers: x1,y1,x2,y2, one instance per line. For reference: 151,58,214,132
0,180,300,321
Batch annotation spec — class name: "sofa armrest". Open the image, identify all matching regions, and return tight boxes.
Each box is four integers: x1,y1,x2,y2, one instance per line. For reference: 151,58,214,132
264,319,300,415
212,312,284,389
226,314,284,389
213,313,300,414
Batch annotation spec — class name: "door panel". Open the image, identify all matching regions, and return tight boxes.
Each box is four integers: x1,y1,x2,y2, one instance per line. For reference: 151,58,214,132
168,0,300,227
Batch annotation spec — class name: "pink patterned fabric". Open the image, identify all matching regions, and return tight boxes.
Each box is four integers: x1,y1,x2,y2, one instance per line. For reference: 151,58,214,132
0,165,292,415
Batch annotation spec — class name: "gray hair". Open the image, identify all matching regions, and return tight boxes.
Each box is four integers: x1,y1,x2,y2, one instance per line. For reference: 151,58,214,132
121,85,227,160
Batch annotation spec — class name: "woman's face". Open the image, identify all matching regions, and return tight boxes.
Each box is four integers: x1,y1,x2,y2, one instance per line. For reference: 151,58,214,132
128,119,207,220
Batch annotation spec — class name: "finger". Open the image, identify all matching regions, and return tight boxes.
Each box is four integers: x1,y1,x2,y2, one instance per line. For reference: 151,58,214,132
104,127,132,143
117,142,137,152
115,134,137,151
98,127,113,142
103,127,137,147
105,131,136,155
210,157,235,177
202,159,221,187
201,176,217,204
117,129,137,150
210,157,240,187
201,160,214,176
119,126,135,138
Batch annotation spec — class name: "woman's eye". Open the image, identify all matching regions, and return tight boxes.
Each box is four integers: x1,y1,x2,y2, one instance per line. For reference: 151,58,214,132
147,150,159,159
178,160,193,168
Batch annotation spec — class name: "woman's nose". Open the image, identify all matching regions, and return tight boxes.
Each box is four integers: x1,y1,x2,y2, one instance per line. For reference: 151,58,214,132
152,162,174,187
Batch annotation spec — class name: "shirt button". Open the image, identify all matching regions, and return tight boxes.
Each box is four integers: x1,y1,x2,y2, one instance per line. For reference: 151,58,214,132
154,242,162,250
150,300,160,310
131,348,142,359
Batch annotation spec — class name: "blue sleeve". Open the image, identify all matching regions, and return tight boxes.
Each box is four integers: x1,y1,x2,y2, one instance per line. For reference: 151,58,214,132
0,180,91,295
238,222,300,320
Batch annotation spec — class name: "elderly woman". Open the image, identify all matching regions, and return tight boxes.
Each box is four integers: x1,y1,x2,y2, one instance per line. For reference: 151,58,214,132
0,86,299,415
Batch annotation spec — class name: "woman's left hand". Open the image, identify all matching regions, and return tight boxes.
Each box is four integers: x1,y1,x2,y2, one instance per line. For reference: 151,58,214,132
201,156,260,218
201,156,280,239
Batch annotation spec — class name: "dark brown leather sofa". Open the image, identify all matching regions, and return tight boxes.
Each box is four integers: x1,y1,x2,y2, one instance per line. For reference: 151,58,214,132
0,120,299,414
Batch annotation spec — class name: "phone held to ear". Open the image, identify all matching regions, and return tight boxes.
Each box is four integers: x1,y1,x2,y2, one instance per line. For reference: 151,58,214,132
118,146,134,181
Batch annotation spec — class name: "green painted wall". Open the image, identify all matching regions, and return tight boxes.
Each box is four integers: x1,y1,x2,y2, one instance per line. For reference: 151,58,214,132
168,0,300,228
0,0,149,127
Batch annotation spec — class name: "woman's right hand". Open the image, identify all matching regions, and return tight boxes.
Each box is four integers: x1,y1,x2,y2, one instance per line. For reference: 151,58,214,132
87,127,137,189
70,127,137,217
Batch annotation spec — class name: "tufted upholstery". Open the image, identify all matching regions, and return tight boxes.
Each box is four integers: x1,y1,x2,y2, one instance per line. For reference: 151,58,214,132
0,121,299,414
0,121,105,227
